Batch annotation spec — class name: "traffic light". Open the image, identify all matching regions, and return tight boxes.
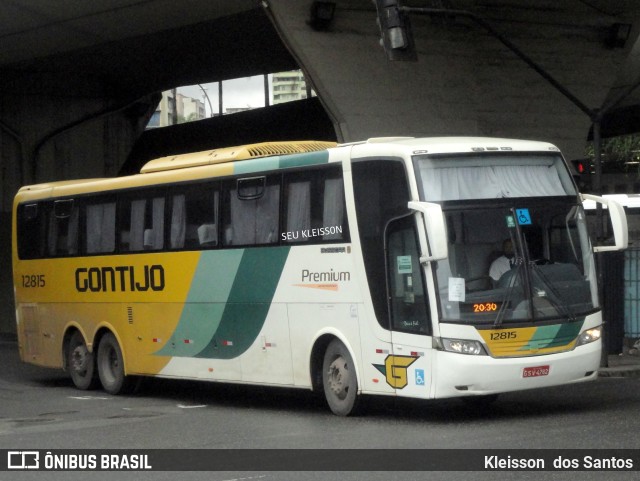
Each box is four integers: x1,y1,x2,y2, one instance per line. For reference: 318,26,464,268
570,159,592,191
374,0,417,61
571,159,588,175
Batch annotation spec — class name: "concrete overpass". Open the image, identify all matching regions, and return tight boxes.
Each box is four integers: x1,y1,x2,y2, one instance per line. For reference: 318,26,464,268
1,0,640,333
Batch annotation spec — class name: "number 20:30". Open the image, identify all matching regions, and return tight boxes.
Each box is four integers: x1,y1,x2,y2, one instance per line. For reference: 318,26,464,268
22,274,45,288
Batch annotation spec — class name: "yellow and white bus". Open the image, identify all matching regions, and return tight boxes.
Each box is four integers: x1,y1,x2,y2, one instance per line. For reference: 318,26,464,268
12,137,627,415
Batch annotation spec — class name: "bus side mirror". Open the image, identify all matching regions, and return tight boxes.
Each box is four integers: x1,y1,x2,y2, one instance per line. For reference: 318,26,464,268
581,194,628,252
408,201,448,262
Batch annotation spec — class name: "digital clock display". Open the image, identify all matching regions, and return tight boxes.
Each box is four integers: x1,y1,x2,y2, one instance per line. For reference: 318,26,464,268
459,301,504,314
472,302,500,313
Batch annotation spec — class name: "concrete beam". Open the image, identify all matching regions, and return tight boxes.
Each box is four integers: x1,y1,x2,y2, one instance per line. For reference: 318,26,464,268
266,0,640,160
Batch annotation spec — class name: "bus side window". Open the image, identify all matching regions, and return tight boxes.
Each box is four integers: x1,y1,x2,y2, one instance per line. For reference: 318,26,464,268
120,193,166,252
170,194,187,248
85,199,116,254
352,159,411,329
322,176,346,241
284,177,311,242
171,183,219,250
223,176,280,246
47,199,79,257
17,203,47,259
386,215,430,334
282,167,348,244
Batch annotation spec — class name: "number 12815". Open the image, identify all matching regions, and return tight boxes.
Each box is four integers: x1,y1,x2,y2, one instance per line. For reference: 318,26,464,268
22,274,45,288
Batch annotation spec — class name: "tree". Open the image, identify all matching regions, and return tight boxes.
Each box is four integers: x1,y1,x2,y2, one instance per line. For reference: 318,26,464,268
585,133,640,174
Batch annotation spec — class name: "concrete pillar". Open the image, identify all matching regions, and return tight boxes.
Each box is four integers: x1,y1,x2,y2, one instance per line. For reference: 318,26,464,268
0,77,156,334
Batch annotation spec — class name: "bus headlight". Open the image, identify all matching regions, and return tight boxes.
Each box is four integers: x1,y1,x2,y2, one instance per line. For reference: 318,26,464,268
576,326,602,346
438,338,487,355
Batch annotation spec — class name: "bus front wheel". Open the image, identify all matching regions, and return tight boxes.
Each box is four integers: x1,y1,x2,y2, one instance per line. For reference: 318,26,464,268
322,339,360,416
97,333,133,395
67,330,98,390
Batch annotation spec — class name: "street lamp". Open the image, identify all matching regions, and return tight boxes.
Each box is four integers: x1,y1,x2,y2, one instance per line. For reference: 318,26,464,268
198,84,213,118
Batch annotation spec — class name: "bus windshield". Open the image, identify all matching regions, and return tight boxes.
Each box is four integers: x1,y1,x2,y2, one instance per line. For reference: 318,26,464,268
431,198,598,325
413,151,596,325
414,152,577,201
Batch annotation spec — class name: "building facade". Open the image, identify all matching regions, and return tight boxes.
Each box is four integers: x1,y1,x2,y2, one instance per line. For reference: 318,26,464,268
147,91,206,128
272,70,310,104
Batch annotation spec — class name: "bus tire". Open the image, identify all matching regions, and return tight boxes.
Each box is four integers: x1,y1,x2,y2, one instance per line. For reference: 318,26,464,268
322,339,360,416
97,332,133,395
67,330,98,390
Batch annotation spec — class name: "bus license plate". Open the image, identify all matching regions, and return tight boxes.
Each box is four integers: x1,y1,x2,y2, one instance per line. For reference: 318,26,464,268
522,365,550,378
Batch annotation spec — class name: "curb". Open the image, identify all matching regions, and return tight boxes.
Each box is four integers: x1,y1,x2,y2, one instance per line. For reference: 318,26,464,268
598,366,640,378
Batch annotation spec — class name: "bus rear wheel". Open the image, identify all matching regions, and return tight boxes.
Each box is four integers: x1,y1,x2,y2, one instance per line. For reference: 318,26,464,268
97,333,134,395
67,330,98,390
322,339,360,416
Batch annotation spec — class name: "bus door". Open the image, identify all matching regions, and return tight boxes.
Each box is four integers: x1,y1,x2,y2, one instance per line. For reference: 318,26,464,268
385,215,434,397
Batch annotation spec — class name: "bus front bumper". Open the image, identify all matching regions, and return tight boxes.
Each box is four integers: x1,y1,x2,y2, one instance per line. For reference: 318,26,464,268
432,339,601,399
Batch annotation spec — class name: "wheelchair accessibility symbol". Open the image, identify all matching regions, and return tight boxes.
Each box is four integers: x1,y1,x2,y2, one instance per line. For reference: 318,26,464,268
415,369,425,386
515,208,532,225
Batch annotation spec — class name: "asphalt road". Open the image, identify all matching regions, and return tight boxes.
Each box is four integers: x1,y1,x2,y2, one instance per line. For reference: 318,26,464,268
1,335,639,481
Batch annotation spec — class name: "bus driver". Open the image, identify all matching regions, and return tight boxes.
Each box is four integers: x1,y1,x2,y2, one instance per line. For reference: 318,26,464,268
489,239,515,283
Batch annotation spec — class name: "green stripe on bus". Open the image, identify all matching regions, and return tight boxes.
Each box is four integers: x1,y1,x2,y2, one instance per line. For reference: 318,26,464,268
155,247,290,359
154,250,244,357
195,246,290,359
521,320,583,351
234,151,329,175
234,157,280,174
278,151,330,169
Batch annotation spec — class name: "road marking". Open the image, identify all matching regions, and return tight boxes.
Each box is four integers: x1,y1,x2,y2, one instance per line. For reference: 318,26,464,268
222,476,268,481
68,396,110,400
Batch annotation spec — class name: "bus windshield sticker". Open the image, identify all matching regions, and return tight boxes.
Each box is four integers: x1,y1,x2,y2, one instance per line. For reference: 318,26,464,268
505,215,516,228
516,208,532,225
397,255,412,274
448,277,465,302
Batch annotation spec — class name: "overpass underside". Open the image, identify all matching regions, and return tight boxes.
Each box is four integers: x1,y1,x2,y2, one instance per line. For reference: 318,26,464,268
1,0,640,333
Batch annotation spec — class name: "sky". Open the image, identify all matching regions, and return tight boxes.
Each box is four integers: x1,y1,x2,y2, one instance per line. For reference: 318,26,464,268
177,75,271,116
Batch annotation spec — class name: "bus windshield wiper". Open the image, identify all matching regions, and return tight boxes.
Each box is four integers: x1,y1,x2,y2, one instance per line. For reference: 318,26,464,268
529,263,576,322
493,259,523,328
